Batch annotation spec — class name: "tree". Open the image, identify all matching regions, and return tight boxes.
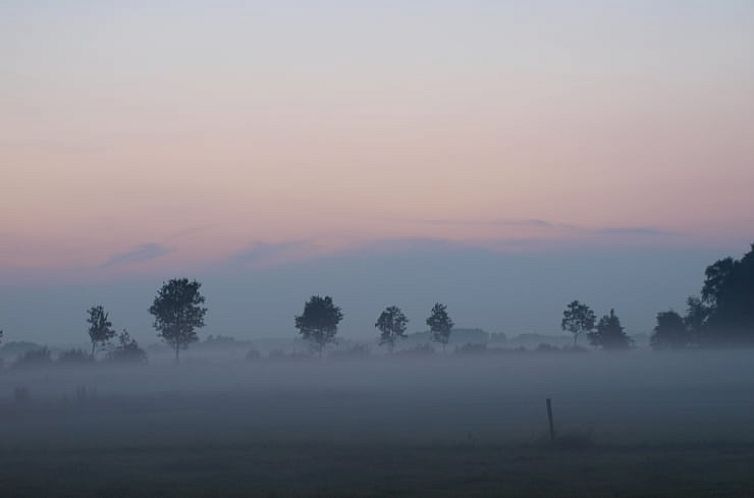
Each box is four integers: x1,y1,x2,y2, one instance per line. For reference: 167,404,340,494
86,305,116,358
698,244,754,344
375,306,409,353
107,330,148,364
560,300,596,347
650,310,690,350
587,309,631,350
148,278,207,363
683,296,708,346
295,295,343,356
426,303,454,351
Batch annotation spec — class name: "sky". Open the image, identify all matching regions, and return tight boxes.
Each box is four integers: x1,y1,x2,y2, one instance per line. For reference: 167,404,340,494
1,1,753,344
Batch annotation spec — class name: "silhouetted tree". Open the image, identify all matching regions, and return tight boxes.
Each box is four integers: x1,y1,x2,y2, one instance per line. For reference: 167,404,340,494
560,300,596,347
148,278,207,363
375,306,409,353
295,295,343,356
587,309,631,350
651,310,690,350
86,305,116,358
683,296,708,346
698,244,754,344
107,330,147,364
426,303,453,351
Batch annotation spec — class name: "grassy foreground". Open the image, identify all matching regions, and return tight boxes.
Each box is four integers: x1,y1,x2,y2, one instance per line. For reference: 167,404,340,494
1,441,753,497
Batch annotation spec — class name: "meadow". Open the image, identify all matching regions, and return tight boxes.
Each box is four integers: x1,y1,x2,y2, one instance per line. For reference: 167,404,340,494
1,349,753,497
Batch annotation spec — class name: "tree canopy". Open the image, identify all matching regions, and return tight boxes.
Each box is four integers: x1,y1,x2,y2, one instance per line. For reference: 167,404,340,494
699,244,754,344
561,300,596,347
375,306,409,353
650,310,690,350
86,305,116,358
148,278,207,362
426,303,454,350
295,295,343,356
588,309,631,350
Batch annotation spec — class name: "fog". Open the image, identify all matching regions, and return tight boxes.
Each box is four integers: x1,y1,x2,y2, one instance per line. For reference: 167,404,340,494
3,348,753,449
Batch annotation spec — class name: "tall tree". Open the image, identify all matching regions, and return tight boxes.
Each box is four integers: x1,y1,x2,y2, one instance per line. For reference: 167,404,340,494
86,305,116,358
426,303,454,351
560,300,596,347
375,306,409,353
295,295,343,356
650,310,690,350
587,309,631,350
148,278,207,363
698,244,754,344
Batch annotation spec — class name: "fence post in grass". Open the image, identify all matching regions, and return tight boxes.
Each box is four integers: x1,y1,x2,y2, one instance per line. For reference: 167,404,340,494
546,398,555,442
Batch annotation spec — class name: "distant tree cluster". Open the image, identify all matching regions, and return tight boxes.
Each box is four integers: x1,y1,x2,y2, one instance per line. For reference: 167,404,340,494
560,302,631,350
649,245,754,349
294,297,455,355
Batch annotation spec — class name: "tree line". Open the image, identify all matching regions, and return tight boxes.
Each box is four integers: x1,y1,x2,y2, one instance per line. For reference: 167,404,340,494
51,279,455,362
1,245,752,361
561,244,754,350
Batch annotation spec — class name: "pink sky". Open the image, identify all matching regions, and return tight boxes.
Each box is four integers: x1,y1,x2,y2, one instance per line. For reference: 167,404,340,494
2,1,753,277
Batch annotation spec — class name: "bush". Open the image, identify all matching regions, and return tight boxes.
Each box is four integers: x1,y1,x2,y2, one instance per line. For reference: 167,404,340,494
455,343,487,355
245,348,262,361
329,344,370,360
107,331,148,364
267,349,313,361
14,347,52,368
395,343,435,357
57,349,94,365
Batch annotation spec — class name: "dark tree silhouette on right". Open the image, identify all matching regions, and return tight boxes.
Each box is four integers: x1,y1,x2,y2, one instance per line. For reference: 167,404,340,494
587,309,631,350
375,306,409,353
295,295,343,357
149,278,207,363
86,305,116,359
683,296,708,345
650,310,691,350
426,303,453,352
560,300,596,347
697,244,754,344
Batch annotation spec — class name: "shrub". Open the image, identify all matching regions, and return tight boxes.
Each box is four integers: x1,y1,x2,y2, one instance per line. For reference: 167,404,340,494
107,331,148,364
455,343,488,355
245,348,262,361
267,349,313,361
329,344,370,360
57,349,94,365
395,343,435,357
14,347,52,368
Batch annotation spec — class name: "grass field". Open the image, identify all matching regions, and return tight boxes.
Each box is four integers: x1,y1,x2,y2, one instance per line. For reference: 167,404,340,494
2,441,754,497
1,351,753,497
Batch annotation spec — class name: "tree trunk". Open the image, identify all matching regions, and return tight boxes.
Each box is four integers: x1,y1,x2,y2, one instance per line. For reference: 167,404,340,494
175,342,180,364
91,341,96,359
